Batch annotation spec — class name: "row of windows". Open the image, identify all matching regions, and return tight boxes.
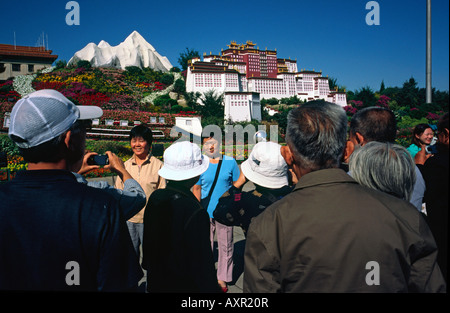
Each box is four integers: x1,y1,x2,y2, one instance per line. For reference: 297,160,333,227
230,94,248,100
230,101,248,106
195,73,223,88
298,82,314,92
225,74,238,88
101,116,165,125
4,63,35,72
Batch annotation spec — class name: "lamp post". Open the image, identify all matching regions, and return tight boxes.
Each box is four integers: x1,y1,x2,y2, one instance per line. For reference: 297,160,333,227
426,0,432,104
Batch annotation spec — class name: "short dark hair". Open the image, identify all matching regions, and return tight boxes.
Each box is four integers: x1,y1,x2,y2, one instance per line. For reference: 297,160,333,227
130,124,153,145
411,123,433,146
201,131,216,142
350,106,397,143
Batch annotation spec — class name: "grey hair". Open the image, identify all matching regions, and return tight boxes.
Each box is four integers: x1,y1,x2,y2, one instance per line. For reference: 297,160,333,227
349,141,416,201
286,101,348,171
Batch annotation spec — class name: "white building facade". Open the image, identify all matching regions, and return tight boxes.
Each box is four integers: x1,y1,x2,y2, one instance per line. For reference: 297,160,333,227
185,41,348,122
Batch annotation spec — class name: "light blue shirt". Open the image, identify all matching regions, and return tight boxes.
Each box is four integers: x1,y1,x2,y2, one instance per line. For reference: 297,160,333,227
406,144,421,159
196,155,241,218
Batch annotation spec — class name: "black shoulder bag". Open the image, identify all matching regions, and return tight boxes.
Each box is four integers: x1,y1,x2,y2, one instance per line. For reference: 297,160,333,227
200,159,223,210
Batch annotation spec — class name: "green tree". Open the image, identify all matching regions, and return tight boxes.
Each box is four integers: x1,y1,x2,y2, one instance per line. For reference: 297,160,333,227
173,78,186,94
184,91,202,108
77,60,91,70
397,77,420,108
354,86,376,107
55,59,67,69
379,80,385,93
178,48,200,72
159,73,174,86
196,90,224,119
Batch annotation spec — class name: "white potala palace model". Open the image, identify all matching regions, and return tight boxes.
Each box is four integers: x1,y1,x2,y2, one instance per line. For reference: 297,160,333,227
186,41,347,123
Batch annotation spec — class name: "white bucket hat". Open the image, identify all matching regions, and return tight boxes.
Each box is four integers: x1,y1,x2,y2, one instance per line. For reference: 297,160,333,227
8,89,103,148
241,141,288,188
158,141,210,181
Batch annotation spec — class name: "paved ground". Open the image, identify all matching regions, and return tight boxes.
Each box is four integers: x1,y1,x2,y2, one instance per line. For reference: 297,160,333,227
87,175,254,293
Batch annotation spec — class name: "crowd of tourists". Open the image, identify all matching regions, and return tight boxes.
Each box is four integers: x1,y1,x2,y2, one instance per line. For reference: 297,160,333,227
0,89,447,293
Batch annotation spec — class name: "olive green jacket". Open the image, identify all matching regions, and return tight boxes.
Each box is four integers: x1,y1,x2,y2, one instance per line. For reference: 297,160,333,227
243,168,446,293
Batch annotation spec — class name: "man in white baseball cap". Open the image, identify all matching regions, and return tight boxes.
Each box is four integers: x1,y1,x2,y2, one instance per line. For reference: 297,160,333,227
0,89,143,291
8,89,102,170
143,141,222,292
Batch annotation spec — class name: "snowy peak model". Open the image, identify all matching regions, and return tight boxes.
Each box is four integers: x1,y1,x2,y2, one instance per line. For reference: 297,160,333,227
68,31,172,71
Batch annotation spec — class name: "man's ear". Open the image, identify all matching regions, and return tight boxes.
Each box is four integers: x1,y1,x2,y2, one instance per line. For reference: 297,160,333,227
443,128,449,145
281,145,294,167
63,130,72,149
342,140,355,164
355,132,365,146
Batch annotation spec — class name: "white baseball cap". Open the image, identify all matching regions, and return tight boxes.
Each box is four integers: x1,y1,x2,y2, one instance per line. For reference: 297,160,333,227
8,89,103,148
158,141,210,181
241,141,288,188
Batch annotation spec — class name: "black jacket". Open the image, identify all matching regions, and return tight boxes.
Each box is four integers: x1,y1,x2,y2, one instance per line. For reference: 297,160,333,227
214,184,293,235
142,185,220,293
419,149,449,282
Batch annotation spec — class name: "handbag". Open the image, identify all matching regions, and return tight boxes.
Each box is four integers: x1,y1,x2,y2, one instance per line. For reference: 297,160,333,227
200,159,223,210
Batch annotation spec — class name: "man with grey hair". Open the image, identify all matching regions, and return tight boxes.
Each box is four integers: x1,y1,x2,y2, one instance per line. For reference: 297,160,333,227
243,100,445,292
344,106,426,212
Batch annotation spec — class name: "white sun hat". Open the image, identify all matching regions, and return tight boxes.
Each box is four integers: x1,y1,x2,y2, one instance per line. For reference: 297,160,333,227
8,89,103,148
241,141,288,188
158,141,210,181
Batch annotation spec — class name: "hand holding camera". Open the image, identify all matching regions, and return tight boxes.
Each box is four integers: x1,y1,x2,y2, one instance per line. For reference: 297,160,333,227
89,154,109,166
78,151,132,183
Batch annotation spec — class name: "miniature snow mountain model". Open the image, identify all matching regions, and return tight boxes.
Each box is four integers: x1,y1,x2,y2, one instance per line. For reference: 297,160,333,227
68,31,172,71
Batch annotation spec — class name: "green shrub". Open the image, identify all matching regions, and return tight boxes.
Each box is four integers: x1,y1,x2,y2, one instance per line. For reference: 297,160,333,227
77,60,92,70
160,73,174,86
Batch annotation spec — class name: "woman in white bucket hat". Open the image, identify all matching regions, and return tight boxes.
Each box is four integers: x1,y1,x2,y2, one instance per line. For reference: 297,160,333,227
213,141,293,236
142,141,221,293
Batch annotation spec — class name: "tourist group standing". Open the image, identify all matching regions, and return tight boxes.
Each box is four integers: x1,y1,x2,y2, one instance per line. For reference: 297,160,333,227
0,89,447,293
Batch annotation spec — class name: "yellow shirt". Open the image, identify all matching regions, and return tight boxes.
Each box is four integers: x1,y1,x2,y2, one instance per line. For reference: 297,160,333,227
115,154,166,223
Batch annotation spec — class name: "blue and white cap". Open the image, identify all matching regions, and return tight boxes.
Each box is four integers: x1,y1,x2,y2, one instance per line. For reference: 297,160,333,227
8,89,103,148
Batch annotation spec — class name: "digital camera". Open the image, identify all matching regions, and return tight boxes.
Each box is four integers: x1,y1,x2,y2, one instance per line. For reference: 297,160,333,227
89,154,109,166
425,144,438,154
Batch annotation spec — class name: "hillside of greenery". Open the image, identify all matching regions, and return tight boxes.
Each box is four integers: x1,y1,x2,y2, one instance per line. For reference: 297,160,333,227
1,57,448,179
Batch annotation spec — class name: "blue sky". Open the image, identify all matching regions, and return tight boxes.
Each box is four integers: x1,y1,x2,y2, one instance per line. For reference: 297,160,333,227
1,0,448,92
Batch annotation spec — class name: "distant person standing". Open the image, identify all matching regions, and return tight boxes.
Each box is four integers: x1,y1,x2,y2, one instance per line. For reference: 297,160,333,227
115,125,166,260
406,123,435,160
192,134,243,293
416,112,449,282
0,89,142,291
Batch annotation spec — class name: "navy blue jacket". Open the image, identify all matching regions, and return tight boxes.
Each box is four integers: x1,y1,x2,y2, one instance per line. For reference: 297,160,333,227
0,170,142,291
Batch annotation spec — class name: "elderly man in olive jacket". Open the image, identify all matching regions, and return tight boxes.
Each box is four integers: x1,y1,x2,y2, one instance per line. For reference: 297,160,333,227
243,101,446,293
